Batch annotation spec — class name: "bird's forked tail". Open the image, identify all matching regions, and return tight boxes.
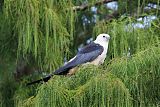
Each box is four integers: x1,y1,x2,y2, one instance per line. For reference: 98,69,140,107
26,74,53,86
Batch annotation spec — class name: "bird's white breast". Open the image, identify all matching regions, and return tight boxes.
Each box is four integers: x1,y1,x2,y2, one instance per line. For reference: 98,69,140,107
90,41,109,65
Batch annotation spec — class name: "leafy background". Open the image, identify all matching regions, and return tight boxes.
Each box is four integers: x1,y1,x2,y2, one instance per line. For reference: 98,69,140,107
0,0,160,107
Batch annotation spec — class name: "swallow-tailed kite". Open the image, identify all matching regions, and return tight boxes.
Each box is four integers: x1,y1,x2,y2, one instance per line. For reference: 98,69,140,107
27,34,110,85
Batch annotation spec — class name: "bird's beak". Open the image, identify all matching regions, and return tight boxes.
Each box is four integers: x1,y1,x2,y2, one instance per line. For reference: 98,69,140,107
106,36,110,40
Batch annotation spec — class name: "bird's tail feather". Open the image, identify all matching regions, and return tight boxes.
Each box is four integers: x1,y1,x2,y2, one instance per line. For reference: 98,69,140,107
26,61,76,86
26,75,52,86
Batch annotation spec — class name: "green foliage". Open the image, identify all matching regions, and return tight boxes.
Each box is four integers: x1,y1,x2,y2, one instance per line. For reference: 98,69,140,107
108,47,160,106
2,0,75,70
0,59,17,107
13,85,36,107
0,0,160,107
14,17,160,107
15,46,160,107
93,18,160,58
15,66,131,107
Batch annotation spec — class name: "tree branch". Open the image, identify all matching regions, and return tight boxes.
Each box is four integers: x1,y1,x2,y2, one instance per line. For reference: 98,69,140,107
73,0,117,11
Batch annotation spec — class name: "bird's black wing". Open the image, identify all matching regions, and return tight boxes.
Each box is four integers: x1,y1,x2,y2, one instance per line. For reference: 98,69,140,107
53,42,104,75
27,42,103,85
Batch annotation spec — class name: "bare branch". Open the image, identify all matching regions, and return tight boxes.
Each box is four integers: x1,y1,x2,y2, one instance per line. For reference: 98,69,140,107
73,0,117,11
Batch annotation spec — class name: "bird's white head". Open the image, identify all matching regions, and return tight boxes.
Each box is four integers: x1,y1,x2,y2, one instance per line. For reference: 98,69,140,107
94,34,110,44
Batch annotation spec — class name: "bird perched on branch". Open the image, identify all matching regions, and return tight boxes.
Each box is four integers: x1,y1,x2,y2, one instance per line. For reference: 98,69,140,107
27,34,110,85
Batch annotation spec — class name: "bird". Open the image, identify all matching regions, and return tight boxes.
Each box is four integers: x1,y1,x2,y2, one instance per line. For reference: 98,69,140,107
27,34,110,85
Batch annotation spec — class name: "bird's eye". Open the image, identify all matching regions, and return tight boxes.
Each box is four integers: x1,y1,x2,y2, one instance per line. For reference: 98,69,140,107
103,36,105,38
